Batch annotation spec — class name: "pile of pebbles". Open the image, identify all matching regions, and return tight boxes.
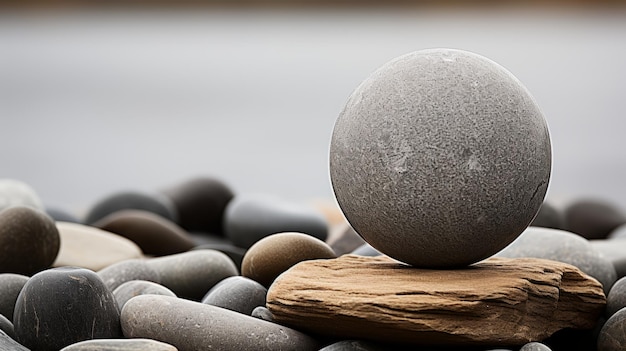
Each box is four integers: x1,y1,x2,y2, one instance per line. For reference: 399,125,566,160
0,48,624,351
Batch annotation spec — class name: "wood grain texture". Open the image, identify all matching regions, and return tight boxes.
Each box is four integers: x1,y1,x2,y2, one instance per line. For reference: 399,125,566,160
267,255,606,346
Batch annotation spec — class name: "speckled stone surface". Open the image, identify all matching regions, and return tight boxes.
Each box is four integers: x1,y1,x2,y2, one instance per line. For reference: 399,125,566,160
606,277,626,318
329,48,551,268
598,307,626,351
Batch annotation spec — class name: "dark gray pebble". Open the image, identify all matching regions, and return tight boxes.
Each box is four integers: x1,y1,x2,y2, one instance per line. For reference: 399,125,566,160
318,340,392,351
84,191,177,224
224,194,328,249
0,328,28,351
97,259,161,292
530,201,565,230
201,276,267,315
59,338,178,350
14,267,122,351
0,273,28,321
193,242,246,271
606,277,626,318
0,314,15,340
121,295,320,351
251,306,274,322
598,307,626,351
146,250,238,300
0,206,60,276
113,280,176,310
564,198,626,240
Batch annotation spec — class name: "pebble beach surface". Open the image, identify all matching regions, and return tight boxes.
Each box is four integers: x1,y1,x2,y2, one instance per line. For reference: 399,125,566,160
1,49,625,351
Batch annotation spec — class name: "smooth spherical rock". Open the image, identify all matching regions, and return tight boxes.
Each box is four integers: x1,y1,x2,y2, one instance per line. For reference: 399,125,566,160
121,295,320,351
224,194,329,249
53,222,143,271
201,276,267,315
496,226,617,294
606,277,626,318
13,267,122,351
84,191,177,225
93,210,195,256
0,273,28,321
329,48,551,268
0,206,60,275
146,250,238,300
97,259,161,292
564,198,626,240
113,280,176,311
0,329,28,351
520,342,552,351
60,338,178,351
251,306,274,322
162,176,234,234
598,307,626,351
530,200,565,230
242,232,336,287
0,179,44,212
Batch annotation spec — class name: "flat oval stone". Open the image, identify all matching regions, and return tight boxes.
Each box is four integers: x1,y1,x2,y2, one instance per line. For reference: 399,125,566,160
113,280,176,311
0,206,60,275
53,222,143,271
564,198,626,240
146,250,238,300
97,259,161,292
121,295,320,351
0,329,28,351
329,48,551,268
242,232,336,287
59,338,177,351
93,210,195,256
0,179,44,212
0,273,28,321
224,194,329,249
496,227,617,294
84,191,177,224
162,177,234,234
14,267,122,351
606,277,626,318
598,307,626,351
201,276,267,315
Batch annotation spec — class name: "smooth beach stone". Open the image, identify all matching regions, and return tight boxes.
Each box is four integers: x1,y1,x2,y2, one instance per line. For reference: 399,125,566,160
121,295,320,351
93,210,195,256
224,194,329,249
84,191,177,225
564,198,626,240
60,338,178,351
113,280,176,310
0,274,28,321
162,176,234,234
45,206,81,223
54,222,143,271
0,206,60,275
0,179,44,212
351,243,382,257
201,276,267,315
608,223,626,240
591,239,626,279
146,250,238,300
0,314,15,340
530,200,565,230
14,267,122,351
242,232,336,287
0,329,28,351
193,243,246,271
97,259,161,292
318,340,401,351
606,277,626,318
496,226,617,294
519,342,552,351
251,306,274,322
329,48,551,268
598,307,626,351
326,223,367,256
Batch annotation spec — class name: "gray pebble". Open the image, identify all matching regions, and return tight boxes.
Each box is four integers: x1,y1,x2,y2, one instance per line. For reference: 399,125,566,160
251,306,274,322
121,295,320,351
97,259,161,292
146,250,238,300
0,273,28,321
193,243,246,271
318,340,394,351
113,280,176,311
0,314,14,340
519,342,552,351
201,276,267,315
60,338,178,351
598,307,626,351
0,328,28,351
329,48,551,268
607,277,626,318
496,226,617,294
84,191,177,224
0,179,44,212
591,239,626,279
530,201,565,230
564,198,626,240
224,194,328,249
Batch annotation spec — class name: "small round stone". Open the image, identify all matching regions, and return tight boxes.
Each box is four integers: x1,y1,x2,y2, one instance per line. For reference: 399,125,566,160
242,232,336,287
598,307,626,351
607,277,626,318
201,276,267,315
14,267,122,351
0,273,28,321
251,306,274,322
564,198,626,240
329,48,551,268
113,280,176,311
0,179,44,212
84,191,177,224
0,206,60,275
97,259,161,292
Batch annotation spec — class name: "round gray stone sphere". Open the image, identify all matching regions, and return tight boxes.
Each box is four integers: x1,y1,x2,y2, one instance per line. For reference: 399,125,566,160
329,48,551,268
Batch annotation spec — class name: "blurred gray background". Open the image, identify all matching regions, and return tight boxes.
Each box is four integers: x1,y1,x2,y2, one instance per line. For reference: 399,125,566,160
0,5,625,214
